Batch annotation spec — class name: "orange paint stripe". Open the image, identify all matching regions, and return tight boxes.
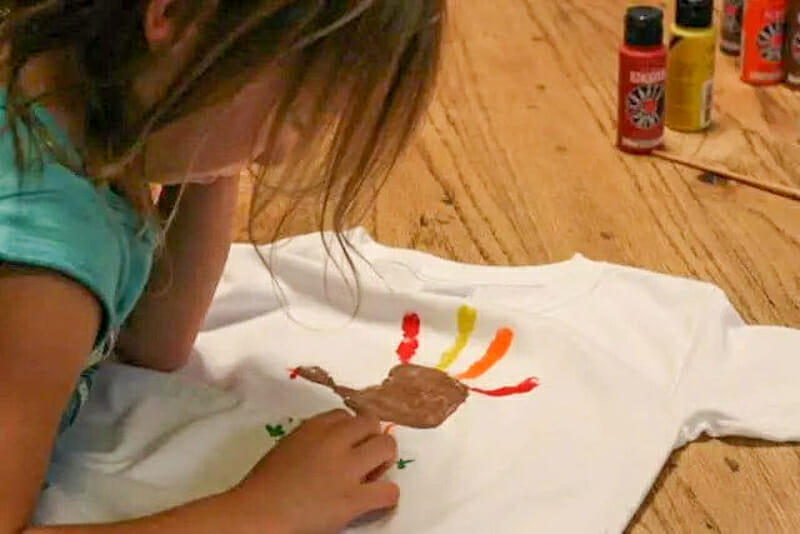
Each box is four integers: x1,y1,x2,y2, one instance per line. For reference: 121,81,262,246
456,328,514,380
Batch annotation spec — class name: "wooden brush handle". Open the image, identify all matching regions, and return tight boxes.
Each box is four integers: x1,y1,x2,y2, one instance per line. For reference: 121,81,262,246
652,150,800,202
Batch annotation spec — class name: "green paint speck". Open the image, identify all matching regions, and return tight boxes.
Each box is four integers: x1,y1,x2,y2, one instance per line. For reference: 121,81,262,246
265,424,286,438
396,459,415,470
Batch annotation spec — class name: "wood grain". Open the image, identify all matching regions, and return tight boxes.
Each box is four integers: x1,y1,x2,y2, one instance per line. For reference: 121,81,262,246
235,0,800,531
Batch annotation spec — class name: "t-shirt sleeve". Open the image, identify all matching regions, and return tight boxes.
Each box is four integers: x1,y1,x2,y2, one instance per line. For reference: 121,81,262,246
0,164,123,344
679,286,800,442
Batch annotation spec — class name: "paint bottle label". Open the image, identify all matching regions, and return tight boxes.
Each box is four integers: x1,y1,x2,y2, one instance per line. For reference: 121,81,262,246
618,63,666,151
789,37,800,84
701,79,713,126
666,28,717,132
741,0,787,84
785,1,800,84
722,0,745,54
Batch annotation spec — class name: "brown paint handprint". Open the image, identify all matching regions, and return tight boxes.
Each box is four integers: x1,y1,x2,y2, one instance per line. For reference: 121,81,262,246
292,305,539,429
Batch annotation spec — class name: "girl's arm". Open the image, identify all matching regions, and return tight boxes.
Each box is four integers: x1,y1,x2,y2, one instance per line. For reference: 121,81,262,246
23,492,263,534
116,177,239,372
0,270,229,534
0,269,102,533
0,268,397,534
0,269,250,534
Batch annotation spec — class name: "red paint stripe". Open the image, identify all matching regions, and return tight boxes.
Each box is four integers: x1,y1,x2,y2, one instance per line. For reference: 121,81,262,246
402,313,420,338
469,377,540,397
396,313,421,364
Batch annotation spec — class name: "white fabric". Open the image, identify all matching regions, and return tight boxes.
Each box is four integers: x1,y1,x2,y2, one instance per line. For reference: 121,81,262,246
35,228,800,533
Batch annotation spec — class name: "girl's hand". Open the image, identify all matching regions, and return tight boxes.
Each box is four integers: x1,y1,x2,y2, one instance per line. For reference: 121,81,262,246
232,410,399,534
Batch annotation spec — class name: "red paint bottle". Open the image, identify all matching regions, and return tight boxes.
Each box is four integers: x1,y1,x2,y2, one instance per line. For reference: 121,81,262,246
618,6,667,154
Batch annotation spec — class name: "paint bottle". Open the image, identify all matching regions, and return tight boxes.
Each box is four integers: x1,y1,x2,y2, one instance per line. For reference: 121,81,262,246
785,0,800,85
741,0,787,84
618,6,667,154
666,0,716,132
721,0,745,55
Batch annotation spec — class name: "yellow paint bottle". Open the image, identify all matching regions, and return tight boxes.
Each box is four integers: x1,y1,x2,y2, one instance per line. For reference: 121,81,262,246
665,0,717,132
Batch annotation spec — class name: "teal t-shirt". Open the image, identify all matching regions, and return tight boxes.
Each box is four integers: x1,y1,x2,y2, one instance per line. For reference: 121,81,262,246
0,94,157,429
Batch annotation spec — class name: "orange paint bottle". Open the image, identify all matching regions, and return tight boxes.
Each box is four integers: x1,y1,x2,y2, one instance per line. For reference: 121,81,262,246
741,0,788,84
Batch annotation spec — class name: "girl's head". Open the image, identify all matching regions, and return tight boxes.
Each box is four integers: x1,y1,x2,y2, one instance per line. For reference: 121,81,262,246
2,0,443,235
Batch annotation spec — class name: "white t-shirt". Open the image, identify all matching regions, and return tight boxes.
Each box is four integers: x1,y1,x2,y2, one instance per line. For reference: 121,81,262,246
35,229,800,533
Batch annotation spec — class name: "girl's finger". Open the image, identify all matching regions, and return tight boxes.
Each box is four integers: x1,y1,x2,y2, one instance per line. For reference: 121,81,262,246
334,414,382,447
353,434,398,477
308,409,352,429
363,460,394,483
352,480,401,517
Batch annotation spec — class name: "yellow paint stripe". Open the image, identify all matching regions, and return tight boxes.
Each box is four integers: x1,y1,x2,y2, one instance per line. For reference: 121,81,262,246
436,305,477,370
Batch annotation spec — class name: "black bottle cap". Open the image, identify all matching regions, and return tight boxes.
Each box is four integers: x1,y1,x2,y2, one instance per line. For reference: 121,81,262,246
676,0,713,28
625,6,664,47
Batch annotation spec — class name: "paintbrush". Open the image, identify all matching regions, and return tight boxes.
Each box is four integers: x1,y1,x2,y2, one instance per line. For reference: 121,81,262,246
651,150,800,202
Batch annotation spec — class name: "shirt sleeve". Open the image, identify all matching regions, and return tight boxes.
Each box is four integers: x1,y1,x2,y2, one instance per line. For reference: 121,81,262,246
0,163,124,345
679,286,800,443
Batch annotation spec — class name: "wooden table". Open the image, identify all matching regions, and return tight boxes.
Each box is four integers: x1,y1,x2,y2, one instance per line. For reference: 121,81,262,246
236,0,800,531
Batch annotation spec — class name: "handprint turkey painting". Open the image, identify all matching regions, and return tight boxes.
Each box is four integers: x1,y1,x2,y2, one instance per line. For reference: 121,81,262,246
291,305,540,429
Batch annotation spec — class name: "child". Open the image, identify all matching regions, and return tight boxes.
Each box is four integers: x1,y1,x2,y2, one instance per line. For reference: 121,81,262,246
0,0,443,532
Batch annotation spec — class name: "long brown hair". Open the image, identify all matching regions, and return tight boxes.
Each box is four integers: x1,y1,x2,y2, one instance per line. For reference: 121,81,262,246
0,0,443,277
